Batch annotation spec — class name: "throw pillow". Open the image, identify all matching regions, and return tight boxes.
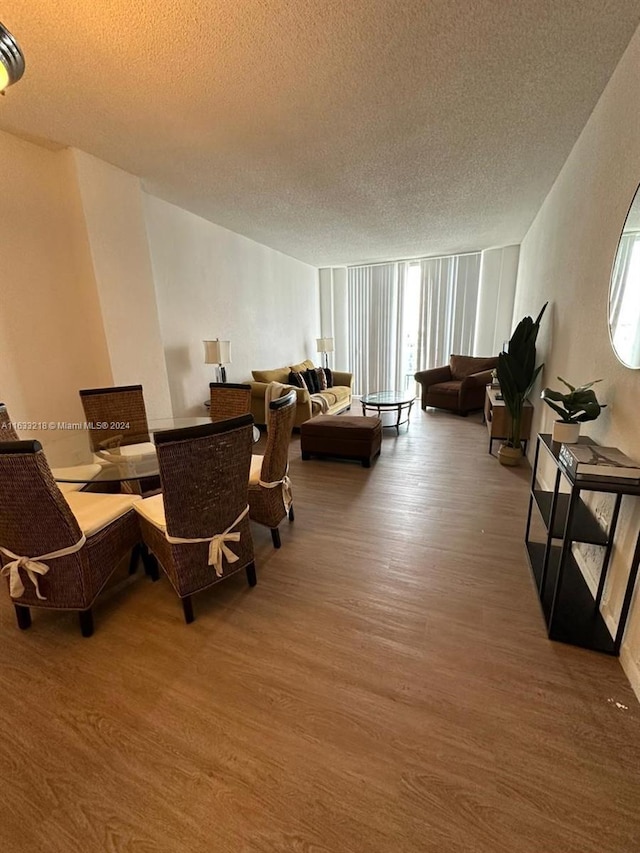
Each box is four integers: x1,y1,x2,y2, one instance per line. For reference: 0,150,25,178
324,367,333,388
303,368,320,393
315,367,328,391
288,371,305,388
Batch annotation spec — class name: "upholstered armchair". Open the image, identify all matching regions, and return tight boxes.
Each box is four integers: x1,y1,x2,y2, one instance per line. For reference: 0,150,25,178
414,355,499,415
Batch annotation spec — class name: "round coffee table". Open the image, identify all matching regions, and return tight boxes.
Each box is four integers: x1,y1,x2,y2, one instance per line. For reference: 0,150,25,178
360,390,416,434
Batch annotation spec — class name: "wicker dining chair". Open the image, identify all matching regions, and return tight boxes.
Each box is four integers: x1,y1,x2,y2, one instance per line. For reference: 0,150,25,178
208,382,252,422
248,390,297,548
79,384,160,496
0,403,19,440
134,414,257,624
0,401,103,493
79,384,151,452
0,441,141,636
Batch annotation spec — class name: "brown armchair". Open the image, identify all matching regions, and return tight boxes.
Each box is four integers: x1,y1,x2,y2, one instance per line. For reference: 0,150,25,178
414,355,499,415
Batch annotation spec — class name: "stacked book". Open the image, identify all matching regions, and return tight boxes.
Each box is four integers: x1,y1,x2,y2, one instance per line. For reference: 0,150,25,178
559,443,640,484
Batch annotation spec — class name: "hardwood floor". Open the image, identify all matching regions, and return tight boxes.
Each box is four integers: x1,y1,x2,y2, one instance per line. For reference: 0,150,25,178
1,408,639,852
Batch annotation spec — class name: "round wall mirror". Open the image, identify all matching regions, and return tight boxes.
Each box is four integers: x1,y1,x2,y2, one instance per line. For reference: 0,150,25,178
609,183,640,368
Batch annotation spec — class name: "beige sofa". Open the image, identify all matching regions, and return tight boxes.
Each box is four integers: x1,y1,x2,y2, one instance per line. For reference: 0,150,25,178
250,359,353,427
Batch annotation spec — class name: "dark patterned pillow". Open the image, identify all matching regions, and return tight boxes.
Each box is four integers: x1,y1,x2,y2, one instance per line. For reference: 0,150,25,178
324,368,333,388
303,368,320,393
288,371,305,388
315,367,328,391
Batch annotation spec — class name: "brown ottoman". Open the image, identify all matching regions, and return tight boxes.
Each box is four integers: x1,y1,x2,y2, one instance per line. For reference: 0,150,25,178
300,415,382,468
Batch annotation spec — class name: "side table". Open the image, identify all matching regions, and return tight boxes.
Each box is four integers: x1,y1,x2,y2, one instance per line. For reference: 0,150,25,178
484,386,533,454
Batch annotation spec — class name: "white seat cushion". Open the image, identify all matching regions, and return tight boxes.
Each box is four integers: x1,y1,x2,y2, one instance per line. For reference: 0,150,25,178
118,442,156,459
58,482,85,494
51,463,102,493
133,493,166,532
249,454,263,485
93,442,156,463
64,491,141,537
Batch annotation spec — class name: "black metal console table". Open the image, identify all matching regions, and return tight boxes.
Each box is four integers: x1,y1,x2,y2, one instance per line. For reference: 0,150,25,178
525,433,640,655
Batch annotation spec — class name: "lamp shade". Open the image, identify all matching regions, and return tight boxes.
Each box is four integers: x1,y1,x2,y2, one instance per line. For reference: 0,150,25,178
203,340,231,364
316,337,334,354
0,23,25,93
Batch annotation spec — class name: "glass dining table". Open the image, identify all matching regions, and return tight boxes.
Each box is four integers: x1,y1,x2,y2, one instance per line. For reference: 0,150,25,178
40,418,260,485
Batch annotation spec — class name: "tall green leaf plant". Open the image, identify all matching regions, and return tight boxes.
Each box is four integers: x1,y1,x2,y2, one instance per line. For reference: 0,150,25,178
496,303,548,451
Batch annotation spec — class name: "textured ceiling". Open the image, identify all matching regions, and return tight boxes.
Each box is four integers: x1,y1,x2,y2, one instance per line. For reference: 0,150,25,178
1,1,640,266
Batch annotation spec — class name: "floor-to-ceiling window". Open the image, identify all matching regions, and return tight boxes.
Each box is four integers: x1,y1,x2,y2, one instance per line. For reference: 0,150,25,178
345,253,481,396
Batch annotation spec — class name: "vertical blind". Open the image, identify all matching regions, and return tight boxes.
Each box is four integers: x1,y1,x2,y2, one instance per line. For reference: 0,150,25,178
415,253,481,371
347,263,405,395
346,253,481,396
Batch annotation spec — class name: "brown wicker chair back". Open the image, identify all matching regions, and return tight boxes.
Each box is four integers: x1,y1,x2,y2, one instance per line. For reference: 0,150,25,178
0,441,86,607
151,415,255,601
79,384,150,451
0,403,19,441
209,382,252,422
0,440,141,635
247,391,296,548
259,391,297,484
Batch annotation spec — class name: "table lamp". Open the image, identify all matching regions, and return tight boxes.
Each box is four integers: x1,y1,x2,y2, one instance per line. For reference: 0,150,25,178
203,339,231,382
316,337,334,369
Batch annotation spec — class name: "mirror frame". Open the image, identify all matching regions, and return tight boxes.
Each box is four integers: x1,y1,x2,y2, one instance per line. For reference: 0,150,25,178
608,182,640,370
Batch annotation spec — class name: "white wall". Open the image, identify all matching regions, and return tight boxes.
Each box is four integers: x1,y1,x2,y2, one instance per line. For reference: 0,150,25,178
474,245,519,356
0,131,112,452
72,150,172,419
318,266,348,370
513,26,640,699
143,194,319,416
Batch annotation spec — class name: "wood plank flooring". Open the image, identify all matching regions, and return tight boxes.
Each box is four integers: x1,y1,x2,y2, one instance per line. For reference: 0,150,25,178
1,408,639,852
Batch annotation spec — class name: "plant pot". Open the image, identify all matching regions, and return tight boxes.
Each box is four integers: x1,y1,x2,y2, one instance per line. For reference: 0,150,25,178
498,444,522,466
552,421,580,444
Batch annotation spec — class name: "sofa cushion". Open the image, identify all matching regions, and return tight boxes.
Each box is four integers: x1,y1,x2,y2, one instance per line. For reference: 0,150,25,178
289,359,315,374
430,380,461,396
449,355,497,380
319,386,351,407
252,367,290,383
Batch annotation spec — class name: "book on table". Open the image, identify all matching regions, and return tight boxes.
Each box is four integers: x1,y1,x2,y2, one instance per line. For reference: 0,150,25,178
559,443,640,483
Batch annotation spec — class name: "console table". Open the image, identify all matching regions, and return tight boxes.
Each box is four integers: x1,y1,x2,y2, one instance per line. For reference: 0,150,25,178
484,386,533,454
524,433,640,655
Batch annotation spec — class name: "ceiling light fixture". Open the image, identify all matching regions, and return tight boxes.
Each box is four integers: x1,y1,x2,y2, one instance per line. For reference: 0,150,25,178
0,22,25,94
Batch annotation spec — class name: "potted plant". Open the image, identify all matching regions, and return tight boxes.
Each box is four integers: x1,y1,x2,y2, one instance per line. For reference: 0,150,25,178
496,303,547,466
541,377,606,444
